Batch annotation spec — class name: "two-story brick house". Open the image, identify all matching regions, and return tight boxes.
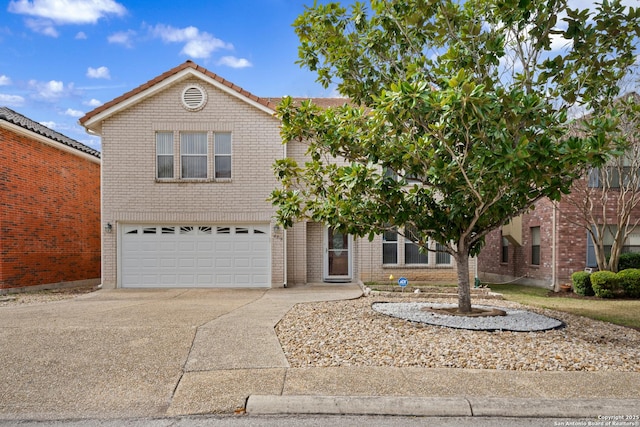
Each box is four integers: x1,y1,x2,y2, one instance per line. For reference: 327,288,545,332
1,107,101,292
478,168,640,289
478,94,640,289
80,61,466,289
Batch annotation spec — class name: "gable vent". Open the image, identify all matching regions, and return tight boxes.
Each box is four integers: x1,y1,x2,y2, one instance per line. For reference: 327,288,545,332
181,84,207,111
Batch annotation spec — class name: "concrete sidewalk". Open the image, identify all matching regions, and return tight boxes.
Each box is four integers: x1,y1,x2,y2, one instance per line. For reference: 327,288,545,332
0,284,638,421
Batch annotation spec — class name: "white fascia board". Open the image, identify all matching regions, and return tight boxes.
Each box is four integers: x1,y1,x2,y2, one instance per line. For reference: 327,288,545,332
196,73,276,116
1,120,101,164
82,68,276,134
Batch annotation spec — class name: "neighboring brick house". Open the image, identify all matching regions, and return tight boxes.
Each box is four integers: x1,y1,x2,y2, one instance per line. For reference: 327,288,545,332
478,173,640,289
80,60,466,289
479,94,640,289
0,107,101,292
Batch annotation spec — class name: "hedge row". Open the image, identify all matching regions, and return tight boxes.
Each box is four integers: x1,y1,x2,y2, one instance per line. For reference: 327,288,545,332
618,253,640,270
571,269,640,298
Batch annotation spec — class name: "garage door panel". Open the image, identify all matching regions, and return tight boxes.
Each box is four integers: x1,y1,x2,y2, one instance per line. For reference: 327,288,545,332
160,275,177,284
234,242,250,251
234,258,250,268
235,274,251,285
178,241,196,251
178,258,195,268
197,257,213,268
215,241,232,251
159,258,177,268
252,258,269,268
215,274,232,283
122,224,270,288
158,241,176,251
197,241,214,251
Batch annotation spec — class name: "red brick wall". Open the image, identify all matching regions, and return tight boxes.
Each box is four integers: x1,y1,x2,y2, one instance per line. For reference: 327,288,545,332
478,199,555,287
478,178,640,287
0,127,101,290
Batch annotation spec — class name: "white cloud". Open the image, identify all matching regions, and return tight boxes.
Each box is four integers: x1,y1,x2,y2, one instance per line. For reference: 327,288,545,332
0,93,25,106
0,75,11,86
25,17,58,37
75,31,87,39
108,29,135,48
28,79,73,100
87,66,110,79
8,0,126,25
64,108,84,117
217,56,252,69
39,120,57,129
84,98,102,107
149,24,232,59
549,32,572,52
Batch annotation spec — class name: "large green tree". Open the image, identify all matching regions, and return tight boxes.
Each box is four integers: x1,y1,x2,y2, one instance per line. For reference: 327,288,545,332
271,0,640,312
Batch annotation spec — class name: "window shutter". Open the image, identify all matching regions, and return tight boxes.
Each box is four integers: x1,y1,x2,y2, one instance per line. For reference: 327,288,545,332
586,229,597,268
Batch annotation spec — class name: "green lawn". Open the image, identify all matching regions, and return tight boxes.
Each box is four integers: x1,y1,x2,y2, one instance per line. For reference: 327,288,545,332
490,283,640,329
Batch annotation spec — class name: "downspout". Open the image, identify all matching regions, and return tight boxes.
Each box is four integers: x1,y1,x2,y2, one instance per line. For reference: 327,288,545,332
552,202,558,291
283,138,288,288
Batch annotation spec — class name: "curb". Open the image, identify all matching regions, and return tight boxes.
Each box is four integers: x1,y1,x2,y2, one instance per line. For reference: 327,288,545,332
246,396,640,418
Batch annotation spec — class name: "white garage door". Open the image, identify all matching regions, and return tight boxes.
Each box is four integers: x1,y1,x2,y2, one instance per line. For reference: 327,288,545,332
121,224,270,288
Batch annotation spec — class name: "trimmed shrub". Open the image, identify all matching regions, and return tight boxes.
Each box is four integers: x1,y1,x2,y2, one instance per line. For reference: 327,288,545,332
618,252,640,271
571,271,594,296
617,268,640,298
590,271,621,298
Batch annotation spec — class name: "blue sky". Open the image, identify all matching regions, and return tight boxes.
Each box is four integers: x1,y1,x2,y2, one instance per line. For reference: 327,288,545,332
1,0,635,152
0,0,349,150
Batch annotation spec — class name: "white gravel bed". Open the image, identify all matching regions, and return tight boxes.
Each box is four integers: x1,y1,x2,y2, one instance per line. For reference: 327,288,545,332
372,302,564,332
275,297,640,372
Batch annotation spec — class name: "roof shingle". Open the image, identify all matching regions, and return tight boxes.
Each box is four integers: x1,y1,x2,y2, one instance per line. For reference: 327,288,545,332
0,107,101,159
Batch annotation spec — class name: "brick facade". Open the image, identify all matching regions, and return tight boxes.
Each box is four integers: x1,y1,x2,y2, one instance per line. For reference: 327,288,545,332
81,61,465,289
478,177,640,288
94,76,284,288
0,122,101,291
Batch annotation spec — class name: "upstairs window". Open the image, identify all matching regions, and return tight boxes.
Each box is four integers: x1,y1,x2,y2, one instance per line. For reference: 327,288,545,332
214,133,232,179
155,131,231,181
180,132,208,179
156,132,174,179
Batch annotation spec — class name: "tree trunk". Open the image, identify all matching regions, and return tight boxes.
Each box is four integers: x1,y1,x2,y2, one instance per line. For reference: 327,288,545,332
454,252,472,313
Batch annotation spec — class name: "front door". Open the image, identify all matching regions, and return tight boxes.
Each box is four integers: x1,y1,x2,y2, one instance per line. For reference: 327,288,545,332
324,227,352,282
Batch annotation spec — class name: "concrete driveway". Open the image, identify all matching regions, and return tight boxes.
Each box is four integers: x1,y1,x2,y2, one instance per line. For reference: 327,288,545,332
0,285,362,421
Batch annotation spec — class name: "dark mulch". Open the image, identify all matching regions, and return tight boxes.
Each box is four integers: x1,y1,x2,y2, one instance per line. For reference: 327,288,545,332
546,290,600,300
